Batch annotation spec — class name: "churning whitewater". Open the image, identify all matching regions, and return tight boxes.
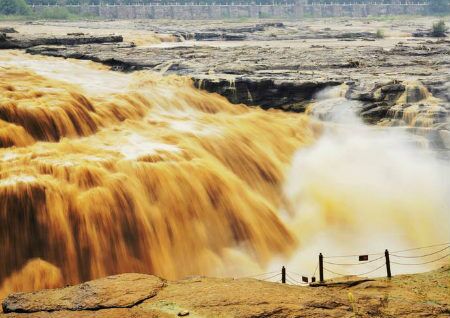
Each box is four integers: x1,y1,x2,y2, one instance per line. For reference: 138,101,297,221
0,51,448,298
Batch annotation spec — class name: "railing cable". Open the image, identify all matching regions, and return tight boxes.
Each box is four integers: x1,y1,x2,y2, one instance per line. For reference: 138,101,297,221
324,262,386,277
391,253,450,266
240,270,279,279
285,275,299,285
324,255,384,266
323,252,384,259
286,271,309,284
391,242,450,254
390,245,449,259
312,262,319,277
261,273,282,282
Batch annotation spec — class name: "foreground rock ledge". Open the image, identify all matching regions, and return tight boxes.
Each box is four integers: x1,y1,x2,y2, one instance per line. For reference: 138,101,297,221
1,266,449,317
2,274,165,313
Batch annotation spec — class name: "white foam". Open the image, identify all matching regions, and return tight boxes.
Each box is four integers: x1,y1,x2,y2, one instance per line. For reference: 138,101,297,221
102,133,180,160
0,175,36,186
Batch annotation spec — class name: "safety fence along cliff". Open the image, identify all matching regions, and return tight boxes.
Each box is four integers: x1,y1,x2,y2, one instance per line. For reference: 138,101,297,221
239,242,450,285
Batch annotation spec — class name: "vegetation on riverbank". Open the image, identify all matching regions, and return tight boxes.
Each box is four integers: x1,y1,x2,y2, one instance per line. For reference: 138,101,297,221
0,0,96,20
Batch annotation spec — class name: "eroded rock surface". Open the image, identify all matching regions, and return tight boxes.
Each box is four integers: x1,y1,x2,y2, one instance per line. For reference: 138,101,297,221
24,36,450,110
24,38,450,144
1,266,449,317
0,28,17,34
2,274,165,313
0,33,123,49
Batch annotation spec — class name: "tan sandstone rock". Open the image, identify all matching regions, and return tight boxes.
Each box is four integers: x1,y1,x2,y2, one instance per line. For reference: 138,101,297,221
2,274,165,313
1,267,448,317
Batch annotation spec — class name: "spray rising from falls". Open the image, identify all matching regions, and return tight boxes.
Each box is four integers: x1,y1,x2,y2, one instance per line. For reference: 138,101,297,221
282,86,450,276
0,52,448,297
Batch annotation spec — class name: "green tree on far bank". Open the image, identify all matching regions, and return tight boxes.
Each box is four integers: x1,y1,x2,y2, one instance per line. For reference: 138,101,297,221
0,0,30,15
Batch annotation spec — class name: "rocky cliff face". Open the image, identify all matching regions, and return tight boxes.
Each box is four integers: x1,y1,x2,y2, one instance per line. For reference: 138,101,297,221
2,266,449,317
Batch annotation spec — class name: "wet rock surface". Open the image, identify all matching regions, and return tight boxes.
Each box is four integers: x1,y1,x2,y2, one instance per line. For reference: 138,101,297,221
1,19,450,152
0,28,17,34
1,266,449,317
116,20,380,42
24,38,450,132
0,33,123,49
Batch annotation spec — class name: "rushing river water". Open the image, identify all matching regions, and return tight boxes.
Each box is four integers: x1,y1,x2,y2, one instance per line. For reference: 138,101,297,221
0,51,448,298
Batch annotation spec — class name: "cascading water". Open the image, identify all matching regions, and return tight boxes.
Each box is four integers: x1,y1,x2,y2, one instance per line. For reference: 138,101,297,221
0,51,316,298
0,51,448,299
387,81,447,128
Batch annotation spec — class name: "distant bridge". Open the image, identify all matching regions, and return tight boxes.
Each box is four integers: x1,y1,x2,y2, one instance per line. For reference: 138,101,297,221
30,1,430,6
30,1,430,19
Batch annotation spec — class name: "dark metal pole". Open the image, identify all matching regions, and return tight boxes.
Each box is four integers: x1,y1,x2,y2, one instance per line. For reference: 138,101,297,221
319,253,324,283
281,266,286,284
385,249,392,278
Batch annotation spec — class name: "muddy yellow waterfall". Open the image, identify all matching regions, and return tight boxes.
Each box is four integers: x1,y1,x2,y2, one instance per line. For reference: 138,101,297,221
0,51,317,297
0,52,448,299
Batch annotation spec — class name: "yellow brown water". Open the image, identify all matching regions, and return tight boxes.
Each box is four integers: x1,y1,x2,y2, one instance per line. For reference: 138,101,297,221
1,51,449,299
0,51,317,298
385,81,445,127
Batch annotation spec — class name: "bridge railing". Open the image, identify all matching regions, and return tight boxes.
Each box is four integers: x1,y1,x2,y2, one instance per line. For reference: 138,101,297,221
29,1,431,7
